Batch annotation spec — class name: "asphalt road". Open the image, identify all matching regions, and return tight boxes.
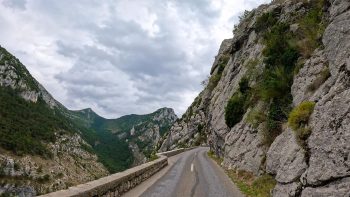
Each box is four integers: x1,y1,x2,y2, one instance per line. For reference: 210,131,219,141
125,147,244,197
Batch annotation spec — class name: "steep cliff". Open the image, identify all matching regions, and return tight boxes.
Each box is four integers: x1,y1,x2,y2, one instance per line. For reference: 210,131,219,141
161,0,350,195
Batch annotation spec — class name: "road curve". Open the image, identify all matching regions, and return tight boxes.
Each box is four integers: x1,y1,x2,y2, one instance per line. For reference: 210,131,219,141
134,147,244,197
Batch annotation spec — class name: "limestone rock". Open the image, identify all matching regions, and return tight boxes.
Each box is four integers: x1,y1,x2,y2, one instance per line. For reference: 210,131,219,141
0,134,108,195
291,50,330,105
3,158,15,176
210,39,232,75
0,185,36,197
266,128,307,183
272,182,302,197
304,76,350,185
301,177,350,197
129,142,147,166
223,123,265,175
20,90,39,102
328,0,350,20
323,8,350,70
302,5,350,186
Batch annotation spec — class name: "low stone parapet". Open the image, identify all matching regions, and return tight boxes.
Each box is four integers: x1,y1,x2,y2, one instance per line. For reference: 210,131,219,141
40,147,194,197
157,147,196,157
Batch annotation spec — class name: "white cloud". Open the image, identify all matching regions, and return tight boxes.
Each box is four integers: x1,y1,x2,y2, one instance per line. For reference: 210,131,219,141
0,0,271,118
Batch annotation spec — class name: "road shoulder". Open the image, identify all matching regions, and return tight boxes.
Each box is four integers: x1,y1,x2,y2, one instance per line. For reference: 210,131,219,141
122,151,188,197
205,151,245,197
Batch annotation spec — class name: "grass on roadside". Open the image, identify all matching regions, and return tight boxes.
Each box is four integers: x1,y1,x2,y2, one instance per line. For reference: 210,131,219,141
208,151,276,197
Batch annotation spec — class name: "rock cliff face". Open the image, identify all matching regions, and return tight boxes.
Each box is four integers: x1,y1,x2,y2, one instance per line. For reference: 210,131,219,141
161,0,350,195
0,134,108,196
130,108,178,165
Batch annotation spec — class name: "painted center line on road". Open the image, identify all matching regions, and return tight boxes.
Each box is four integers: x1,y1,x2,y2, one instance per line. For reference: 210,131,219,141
191,163,194,172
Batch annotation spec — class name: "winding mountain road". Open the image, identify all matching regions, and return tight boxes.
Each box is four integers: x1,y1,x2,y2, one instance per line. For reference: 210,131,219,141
124,147,244,197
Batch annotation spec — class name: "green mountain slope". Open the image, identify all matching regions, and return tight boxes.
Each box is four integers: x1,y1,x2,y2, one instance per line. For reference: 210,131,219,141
0,86,71,157
0,46,79,158
69,107,177,172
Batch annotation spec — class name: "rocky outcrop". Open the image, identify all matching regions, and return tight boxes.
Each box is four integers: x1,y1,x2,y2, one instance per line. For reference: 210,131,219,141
272,182,302,197
152,107,178,123
0,134,108,195
301,177,350,197
129,142,147,166
129,108,177,164
159,93,208,151
266,128,307,184
223,122,265,175
0,47,59,107
161,0,350,195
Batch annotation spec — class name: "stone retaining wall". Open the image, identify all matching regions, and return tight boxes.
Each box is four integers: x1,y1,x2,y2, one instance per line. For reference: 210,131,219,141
40,148,193,197
157,147,195,157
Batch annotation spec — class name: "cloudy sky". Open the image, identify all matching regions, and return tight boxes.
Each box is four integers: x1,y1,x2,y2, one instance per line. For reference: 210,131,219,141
0,0,270,118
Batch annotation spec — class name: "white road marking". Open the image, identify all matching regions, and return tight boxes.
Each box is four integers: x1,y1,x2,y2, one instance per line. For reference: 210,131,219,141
191,163,194,172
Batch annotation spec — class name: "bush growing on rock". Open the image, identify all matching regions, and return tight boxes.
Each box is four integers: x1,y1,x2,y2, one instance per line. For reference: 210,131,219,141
259,66,293,101
288,101,315,131
37,174,50,183
288,101,315,148
246,107,266,129
297,0,326,57
208,74,221,91
225,94,245,128
252,0,326,146
225,76,253,128
253,19,298,145
208,54,230,92
239,77,250,94
255,11,279,33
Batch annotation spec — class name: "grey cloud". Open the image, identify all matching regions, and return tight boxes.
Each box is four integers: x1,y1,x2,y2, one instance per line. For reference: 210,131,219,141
92,21,188,77
170,0,220,26
2,0,26,10
0,0,270,118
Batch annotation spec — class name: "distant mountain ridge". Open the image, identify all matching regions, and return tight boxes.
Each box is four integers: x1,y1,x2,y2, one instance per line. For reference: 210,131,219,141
71,107,177,135
70,107,177,168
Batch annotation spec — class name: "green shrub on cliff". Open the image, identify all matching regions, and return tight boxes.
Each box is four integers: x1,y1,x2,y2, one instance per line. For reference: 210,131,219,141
225,77,252,128
288,101,315,148
208,54,230,91
297,0,326,57
225,93,245,128
255,20,298,145
255,11,279,33
254,0,326,145
239,77,250,94
288,101,315,131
